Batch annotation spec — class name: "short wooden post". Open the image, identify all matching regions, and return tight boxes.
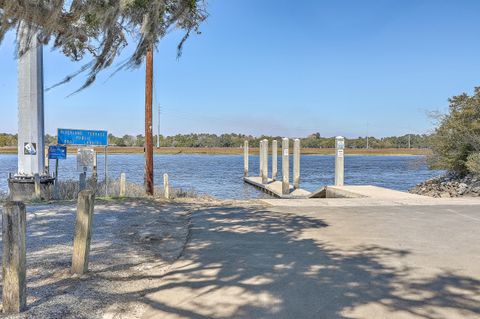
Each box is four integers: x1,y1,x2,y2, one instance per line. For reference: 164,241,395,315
282,138,290,195
293,138,300,189
71,190,95,275
272,140,278,181
79,172,86,191
243,140,249,177
163,173,170,199
2,202,27,313
34,174,41,198
262,139,269,184
335,136,345,186
119,173,126,197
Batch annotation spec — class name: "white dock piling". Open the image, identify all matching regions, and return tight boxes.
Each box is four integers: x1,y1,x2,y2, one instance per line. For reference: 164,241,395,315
293,138,300,189
282,138,289,195
259,140,264,181
335,136,345,186
244,140,249,177
261,139,269,184
272,140,277,181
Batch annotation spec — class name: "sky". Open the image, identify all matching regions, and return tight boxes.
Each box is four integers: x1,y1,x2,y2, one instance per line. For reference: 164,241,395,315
1,0,480,138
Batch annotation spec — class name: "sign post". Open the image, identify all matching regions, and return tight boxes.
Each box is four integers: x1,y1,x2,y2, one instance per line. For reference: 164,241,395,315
57,129,108,196
48,145,67,188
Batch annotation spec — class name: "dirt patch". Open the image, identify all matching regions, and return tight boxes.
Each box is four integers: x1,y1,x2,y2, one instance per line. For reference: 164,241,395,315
0,199,193,318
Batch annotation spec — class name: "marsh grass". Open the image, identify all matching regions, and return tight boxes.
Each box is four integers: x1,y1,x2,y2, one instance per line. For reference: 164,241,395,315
44,177,201,201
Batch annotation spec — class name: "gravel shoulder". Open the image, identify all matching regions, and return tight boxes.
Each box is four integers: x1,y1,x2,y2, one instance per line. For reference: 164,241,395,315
0,198,197,319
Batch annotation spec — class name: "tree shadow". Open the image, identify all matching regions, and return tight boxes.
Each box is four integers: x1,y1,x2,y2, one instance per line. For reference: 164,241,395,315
139,205,480,319
0,201,479,318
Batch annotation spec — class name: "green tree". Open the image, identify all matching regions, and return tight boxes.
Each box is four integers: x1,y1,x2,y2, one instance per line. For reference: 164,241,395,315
0,0,207,90
430,87,480,173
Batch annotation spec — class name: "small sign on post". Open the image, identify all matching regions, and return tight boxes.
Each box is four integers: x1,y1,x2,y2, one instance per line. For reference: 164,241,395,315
48,145,67,160
77,148,95,172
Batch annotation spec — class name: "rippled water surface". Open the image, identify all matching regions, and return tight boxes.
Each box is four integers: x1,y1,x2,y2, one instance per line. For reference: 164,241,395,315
0,154,443,199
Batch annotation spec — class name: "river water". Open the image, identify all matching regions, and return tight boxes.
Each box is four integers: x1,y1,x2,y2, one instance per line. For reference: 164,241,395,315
0,154,442,199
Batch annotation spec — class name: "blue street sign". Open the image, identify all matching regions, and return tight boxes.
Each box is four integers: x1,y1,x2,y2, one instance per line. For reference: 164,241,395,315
58,128,108,146
48,145,67,160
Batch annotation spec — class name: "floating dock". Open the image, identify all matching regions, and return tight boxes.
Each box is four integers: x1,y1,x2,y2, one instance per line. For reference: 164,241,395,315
242,137,423,200
243,176,312,199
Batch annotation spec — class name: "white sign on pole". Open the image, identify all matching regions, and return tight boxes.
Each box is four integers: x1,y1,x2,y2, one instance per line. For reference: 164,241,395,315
77,148,95,172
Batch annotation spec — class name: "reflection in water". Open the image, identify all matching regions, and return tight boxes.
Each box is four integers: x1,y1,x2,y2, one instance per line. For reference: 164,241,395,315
0,154,443,199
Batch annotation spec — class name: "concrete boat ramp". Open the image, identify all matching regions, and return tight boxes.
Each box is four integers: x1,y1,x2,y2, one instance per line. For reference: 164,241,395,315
244,175,426,201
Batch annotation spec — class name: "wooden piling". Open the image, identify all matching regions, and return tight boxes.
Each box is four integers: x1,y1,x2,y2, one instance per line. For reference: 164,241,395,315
34,174,41,198
119,173,126,197
163,173,170,199
2,202,27,313
243,140,249,177
272,140,277,181
282,138,289,195
79,172,86,191
71,190,95,275
293,138,300,189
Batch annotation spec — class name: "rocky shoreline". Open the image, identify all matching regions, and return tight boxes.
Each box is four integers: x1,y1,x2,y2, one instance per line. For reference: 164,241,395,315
410,173,480,198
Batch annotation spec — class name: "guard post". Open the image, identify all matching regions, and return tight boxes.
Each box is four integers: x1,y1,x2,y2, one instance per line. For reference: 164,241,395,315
2,202,27,313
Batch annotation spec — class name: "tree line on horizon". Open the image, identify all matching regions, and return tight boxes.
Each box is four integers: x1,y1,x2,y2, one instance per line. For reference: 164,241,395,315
0,132,431,149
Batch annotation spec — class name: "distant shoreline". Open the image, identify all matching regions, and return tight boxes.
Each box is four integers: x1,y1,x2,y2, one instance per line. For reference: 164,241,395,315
0,146,431,156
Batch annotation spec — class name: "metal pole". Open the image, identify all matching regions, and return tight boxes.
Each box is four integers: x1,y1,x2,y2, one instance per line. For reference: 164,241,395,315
272,140,277,181
243,140,249,177
145,47,154,196
293,138,300,189
92,151,97,180
282,138,289,195
335,136,345,186
55,159,59,181
104,146,108,197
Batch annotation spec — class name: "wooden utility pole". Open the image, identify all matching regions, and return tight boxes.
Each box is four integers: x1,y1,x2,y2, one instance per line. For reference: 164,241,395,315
145,48,154,196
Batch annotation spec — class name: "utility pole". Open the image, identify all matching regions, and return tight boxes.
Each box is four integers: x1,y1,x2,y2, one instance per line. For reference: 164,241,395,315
157,104,160,148
408,134,411,149
144,47,154,196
